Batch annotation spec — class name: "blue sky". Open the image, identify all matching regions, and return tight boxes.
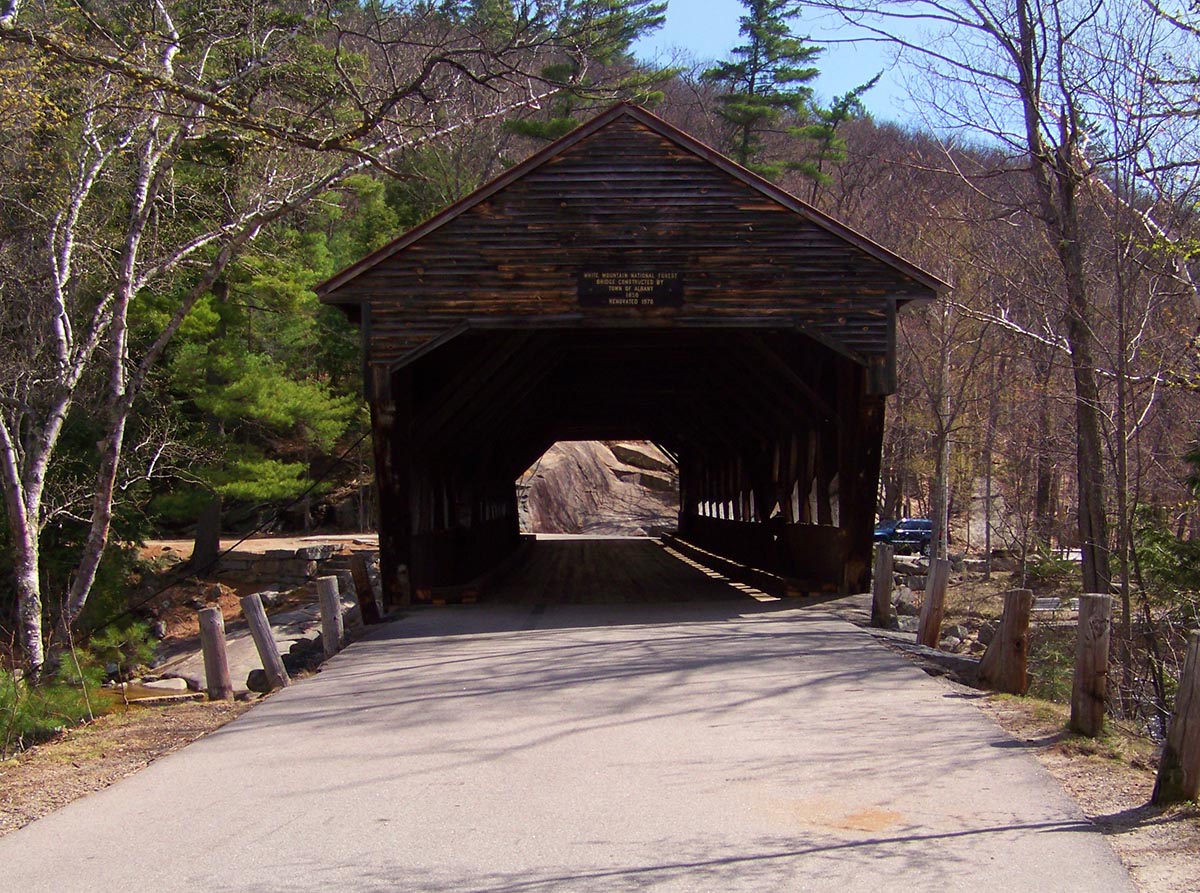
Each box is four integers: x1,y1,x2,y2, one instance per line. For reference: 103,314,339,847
631,0,913,120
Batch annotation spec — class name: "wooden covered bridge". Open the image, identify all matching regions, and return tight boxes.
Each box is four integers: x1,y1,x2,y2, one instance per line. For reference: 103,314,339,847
318,103,944,606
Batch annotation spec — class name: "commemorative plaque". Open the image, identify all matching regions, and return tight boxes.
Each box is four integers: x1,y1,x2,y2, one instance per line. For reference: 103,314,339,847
577,271,684,307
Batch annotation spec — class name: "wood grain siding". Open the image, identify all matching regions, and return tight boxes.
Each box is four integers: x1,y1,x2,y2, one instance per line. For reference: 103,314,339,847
326,116,931,373
320,104,945,599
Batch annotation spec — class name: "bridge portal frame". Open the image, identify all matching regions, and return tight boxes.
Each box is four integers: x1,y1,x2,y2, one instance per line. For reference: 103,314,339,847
319,103,946,605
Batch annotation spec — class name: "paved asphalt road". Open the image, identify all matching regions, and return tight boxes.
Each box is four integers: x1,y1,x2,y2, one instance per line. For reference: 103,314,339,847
0,541,1134,892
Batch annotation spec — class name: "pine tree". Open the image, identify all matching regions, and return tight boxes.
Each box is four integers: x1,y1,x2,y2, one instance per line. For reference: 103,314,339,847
701,0,823,177
791,74,879,199
506,0,670,141
151,181,389,533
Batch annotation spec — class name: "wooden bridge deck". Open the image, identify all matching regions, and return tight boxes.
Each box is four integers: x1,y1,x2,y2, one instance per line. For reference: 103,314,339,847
481,535,775,605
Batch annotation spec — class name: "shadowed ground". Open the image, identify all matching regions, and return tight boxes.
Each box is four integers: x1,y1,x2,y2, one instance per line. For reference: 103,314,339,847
0,538,1133,892
482,535,765,604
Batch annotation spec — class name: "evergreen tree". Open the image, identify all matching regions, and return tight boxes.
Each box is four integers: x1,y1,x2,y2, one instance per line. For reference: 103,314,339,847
791,74,879,199
701,0,822,177
507,0,670,141
150,179,392,533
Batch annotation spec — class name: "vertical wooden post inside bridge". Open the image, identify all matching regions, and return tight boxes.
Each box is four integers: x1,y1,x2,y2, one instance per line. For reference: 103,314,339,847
319,104,946,605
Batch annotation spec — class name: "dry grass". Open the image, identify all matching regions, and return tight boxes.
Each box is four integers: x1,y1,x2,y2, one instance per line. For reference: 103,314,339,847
0,700,250,838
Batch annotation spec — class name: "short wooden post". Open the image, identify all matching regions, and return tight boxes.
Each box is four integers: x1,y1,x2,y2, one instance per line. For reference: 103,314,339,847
917,558,950,647
977,589,1034,695
240,593,290,690
350,553,383,625
198,607,233,701
1070,594,1111,737
318,575,345,659
871,544,895,629
1153,630,1200,805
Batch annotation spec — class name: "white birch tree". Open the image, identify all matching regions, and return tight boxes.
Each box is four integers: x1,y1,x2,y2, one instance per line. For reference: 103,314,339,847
0,0,663,677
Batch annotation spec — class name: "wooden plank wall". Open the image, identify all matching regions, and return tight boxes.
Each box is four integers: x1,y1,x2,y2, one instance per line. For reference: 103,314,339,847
336,118,924,377
676,361,881,594
332,112,939,603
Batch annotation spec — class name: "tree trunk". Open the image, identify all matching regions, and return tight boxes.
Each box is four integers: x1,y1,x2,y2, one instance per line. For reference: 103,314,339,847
1012,0,1109,592
1,416,58,679
1032,350,1056,546
191,495,222,575
982,356,1002,580
13,530,45,681
62,406,130,626
931,309,952,560
1058,227,1111,596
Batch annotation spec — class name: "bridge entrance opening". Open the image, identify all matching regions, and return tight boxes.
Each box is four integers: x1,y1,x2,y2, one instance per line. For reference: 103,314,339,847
318,104,945,608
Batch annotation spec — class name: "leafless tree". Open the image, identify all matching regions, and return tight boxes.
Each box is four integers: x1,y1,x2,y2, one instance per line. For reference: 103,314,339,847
794,0,1200,594
0,0,652,677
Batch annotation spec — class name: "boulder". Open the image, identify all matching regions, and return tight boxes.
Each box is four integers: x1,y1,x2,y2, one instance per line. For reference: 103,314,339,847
990,549,1020,572
978,622,997,646
894,587,920,616
282,637,324,674
637,472,677,493
140,677,189,692
167,674,204,692
246,669,271,693
896,616,920,633
893,555,927,575
608,442,674,473
254,590,286,609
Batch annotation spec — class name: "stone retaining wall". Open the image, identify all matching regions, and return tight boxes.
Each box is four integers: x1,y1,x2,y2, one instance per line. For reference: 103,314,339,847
216,545,378,591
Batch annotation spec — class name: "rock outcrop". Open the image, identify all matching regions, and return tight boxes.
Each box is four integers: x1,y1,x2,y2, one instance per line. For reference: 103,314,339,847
517,441,678,536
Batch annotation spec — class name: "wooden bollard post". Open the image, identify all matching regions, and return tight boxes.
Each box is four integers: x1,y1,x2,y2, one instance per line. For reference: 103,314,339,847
318,575,345,659
978,589,1034,694
871,544,895,629
350,553,382,625
240,593,290,690
198,607,233,701
917,558,950,647
1153,630,1200,804
1070,594,1111,737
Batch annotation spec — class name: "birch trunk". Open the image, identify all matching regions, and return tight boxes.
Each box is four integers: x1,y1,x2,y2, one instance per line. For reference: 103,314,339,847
1,395,73,675
12,533,44,681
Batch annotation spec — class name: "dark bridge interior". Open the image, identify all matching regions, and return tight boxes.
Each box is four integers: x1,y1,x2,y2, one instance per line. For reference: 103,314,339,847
318,104,944,605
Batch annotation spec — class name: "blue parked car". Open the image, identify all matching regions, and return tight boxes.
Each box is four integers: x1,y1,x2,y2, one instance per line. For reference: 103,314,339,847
873,519,900,542
890,518,934,554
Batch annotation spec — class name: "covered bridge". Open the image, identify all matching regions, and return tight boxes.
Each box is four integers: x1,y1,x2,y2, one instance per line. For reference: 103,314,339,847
318,103,945,606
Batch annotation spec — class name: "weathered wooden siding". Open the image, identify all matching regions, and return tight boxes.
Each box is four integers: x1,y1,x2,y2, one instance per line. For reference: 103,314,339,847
320,104,943,602
329,116,928,374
